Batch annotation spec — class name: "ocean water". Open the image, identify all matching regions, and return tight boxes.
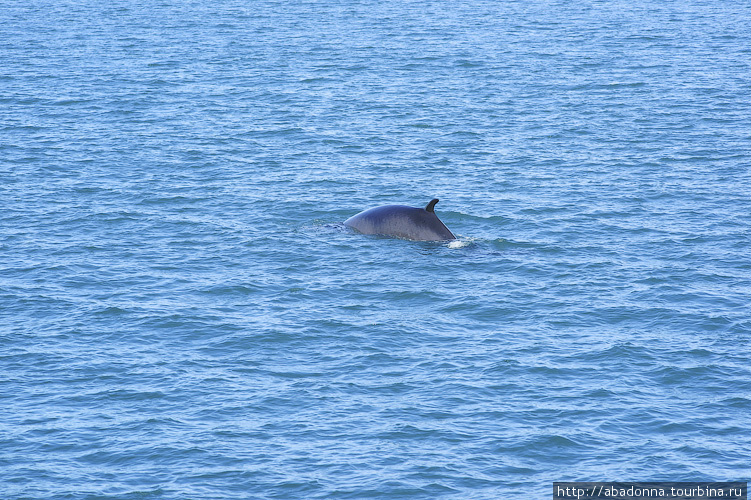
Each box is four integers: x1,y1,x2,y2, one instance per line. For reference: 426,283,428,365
2,0,750,498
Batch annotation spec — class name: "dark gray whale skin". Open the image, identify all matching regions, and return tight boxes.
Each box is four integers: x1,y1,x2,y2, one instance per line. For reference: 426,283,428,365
344,199,456,241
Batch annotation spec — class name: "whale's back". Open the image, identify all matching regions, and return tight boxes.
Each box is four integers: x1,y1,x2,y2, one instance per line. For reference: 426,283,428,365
344,201,455,241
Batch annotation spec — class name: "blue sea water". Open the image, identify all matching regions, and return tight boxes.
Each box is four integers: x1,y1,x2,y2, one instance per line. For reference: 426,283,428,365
2,0,750,498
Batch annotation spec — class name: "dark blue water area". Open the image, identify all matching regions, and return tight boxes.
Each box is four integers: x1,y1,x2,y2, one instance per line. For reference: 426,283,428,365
2,0,750,498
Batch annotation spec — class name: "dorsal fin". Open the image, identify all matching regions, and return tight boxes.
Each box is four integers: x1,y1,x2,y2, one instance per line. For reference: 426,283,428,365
425,198,439,212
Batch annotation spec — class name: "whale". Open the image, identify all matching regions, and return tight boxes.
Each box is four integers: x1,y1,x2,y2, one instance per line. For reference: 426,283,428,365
344,198,456,241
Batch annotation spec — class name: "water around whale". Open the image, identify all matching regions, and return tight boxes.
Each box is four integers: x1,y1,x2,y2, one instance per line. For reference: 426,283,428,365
2,0,750,499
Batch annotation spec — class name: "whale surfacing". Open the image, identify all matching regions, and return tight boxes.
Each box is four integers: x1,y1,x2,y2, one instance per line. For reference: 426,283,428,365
344,198,456,241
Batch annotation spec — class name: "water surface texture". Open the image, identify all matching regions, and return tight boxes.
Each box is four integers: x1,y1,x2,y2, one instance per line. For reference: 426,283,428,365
2,0,750,498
